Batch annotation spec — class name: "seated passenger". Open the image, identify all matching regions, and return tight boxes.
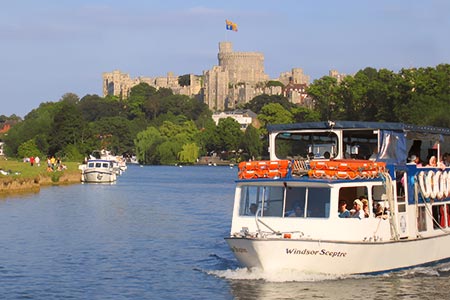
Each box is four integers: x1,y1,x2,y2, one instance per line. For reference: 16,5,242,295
427,156,437,167
338,200,350,218
350,199,364,219
249,203,258,215
288,205,304,217
361,198,369,218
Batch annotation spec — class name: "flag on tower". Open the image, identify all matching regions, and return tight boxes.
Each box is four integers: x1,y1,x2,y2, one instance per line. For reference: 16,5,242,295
226,19,238,32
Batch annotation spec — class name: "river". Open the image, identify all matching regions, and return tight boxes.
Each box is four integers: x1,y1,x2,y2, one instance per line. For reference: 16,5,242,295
1,165,450,299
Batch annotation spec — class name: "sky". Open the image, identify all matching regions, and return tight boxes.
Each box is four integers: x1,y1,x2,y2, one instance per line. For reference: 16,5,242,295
1,0,449,118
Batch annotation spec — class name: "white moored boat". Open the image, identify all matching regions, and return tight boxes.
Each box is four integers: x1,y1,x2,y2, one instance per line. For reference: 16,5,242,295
225,121,450,275
81,159,117,183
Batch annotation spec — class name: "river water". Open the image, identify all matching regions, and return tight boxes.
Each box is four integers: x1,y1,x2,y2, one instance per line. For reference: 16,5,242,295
1,165,450,299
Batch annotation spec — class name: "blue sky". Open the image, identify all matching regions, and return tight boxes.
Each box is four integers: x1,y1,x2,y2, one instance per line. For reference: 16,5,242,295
1,0,449,117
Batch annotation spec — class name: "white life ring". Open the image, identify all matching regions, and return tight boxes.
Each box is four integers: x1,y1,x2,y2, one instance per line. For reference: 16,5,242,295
428,171,436,199
418,171,430,198
443,171,450,198
434,171,444,199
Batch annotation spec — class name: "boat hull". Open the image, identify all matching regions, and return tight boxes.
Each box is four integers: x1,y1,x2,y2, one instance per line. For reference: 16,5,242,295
225,234,450,275
82,169,116,183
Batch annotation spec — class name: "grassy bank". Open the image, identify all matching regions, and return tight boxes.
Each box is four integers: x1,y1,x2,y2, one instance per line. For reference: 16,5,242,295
0,157,82,195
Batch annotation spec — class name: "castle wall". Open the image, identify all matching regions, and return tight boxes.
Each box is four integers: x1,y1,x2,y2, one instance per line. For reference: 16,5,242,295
103,42,315,112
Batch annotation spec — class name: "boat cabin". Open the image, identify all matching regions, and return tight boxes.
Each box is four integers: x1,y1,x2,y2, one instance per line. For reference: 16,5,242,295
232,121,450,242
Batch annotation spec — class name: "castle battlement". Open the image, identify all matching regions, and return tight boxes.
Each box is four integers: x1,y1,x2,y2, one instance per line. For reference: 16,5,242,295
103,42,313,112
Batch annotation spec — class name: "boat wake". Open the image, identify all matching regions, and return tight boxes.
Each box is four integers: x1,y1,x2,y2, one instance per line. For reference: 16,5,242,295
202,259,450,283
208,267,343,282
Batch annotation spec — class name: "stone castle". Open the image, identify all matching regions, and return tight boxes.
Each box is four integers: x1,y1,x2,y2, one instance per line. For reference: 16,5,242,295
103,42,339,111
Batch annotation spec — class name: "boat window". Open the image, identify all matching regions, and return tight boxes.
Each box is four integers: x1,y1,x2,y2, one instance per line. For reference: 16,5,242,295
88,162,94,167
432,205,446,230
343,130,378,160
417,206,427,232
95,162,102,167
307,188,330,218
285,187,306,217
239,185,330,218
274,131,338,160
284,187,330,218
338,186,369,218
372,185,388,217
103,163,109,168
238,186,284,217
396,171,406,213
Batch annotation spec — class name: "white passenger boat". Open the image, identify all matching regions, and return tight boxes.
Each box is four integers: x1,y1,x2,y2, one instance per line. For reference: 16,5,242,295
81,159,117,183
225,121,450,275
90,149,127,175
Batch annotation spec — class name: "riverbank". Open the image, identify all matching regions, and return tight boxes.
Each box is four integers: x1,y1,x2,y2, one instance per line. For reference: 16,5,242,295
0,158,82,196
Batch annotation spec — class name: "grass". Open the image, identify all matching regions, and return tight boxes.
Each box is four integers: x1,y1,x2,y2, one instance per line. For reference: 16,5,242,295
0,156,82,180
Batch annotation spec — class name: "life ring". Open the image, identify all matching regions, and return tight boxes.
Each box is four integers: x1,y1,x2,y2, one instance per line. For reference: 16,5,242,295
433,171,443,199
428,171,436,198
418,171,430,198
443,171,450,198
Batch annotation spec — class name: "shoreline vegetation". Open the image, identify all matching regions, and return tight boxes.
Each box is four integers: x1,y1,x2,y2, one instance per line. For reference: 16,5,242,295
0,158,82,197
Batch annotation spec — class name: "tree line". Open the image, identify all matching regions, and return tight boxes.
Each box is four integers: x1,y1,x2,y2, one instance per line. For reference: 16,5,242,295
1,64,448,165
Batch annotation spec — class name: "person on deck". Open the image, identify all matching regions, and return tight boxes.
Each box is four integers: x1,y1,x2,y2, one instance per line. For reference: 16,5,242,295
350,199,364,219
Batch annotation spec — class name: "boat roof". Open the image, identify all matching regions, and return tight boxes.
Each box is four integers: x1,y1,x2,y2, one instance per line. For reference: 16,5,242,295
267,121,450,136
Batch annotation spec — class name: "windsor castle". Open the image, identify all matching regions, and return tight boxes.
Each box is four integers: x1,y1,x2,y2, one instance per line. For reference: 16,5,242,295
102,42,342,111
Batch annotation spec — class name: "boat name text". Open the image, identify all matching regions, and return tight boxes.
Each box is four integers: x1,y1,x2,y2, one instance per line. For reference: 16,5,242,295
231,246,248,253
286,248,347,258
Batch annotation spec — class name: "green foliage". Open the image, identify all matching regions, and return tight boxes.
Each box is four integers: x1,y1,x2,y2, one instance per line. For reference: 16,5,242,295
215,118,243,151
134,126,165,164
258,103,294,129
178,74,191,87
241,125,262,160
48,101,85,155
4,63,449,166
266,80,284,88
62,144,84,162
157,140,181,165
178,142,199,164
17,139,42,158
244,94,294,114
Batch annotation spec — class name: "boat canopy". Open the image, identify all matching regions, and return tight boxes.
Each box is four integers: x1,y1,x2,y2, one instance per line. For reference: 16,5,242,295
268,121,450,165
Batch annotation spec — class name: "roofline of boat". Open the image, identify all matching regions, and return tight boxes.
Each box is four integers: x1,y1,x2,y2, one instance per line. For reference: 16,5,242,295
267,121,450,135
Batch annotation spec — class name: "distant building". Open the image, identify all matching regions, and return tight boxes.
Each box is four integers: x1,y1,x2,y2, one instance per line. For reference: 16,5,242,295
329,69,347,83
212,109,259,130
102,70,202,99
0,142,3,156
103,42,313,112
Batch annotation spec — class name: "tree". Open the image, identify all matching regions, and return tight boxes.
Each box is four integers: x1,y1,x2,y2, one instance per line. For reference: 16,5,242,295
258,103,294,129
17,139,42,159
127,83,157,119
48,102,84,155
178,74,191,87
241,125,262,160
134,126,165,164
215,117,243,152
178,142,199,164
244,94,294,114
307,76,339,121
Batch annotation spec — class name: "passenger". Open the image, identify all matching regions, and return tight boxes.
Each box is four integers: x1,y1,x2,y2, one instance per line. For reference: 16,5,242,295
444,153,450,167
361,198,369,218
427,156,437,167
338,200,350,218
409,155,422,166
350,199,364,219
288,205,304,217
375,202,386,218
323,151,331,159
249,203,258,215
369,146,378,161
